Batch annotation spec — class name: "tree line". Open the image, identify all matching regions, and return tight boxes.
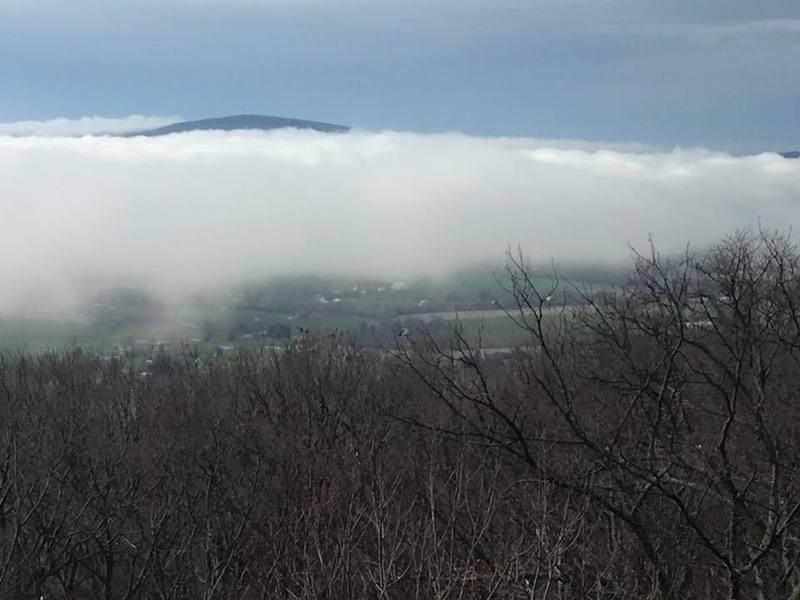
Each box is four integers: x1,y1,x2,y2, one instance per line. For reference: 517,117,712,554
1,229,800,599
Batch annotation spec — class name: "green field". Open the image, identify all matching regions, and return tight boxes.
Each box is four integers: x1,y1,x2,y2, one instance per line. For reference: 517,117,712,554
0,264,616,353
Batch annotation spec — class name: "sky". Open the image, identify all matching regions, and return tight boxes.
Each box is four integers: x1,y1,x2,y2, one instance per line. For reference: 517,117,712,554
0,0,798,151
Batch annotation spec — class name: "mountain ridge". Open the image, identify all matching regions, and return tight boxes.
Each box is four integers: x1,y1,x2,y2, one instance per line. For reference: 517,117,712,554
126,114,349,136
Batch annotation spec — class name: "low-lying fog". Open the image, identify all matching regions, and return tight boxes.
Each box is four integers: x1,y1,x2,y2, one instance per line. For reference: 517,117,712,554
0,116,797,316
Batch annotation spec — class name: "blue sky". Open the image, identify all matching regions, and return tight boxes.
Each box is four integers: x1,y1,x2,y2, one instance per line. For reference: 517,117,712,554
0,0,798,151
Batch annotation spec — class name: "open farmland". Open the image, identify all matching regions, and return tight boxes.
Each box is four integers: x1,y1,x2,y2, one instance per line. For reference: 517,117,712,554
411,305,570,321
0,265,608,353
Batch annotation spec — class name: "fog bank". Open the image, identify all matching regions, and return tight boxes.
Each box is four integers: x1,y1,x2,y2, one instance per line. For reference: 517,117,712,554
0,125,797,314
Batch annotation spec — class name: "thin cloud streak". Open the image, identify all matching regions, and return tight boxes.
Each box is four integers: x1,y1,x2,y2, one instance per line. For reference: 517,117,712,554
0,126,797,315
0,115,181,137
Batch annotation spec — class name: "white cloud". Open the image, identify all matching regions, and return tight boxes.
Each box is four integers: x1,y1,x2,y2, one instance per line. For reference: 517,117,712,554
0,115,180,137
0,126,797,315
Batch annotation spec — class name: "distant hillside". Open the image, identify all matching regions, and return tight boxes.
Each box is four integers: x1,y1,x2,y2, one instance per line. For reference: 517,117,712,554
127,114,349,136
780,150,800,159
